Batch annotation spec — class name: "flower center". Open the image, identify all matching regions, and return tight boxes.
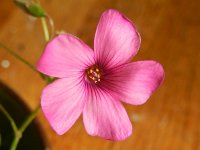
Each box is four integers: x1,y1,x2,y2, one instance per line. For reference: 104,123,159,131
86,65,101,84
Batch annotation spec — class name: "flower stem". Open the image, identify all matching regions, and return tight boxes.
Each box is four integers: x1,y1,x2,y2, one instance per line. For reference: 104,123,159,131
0,104,21,150
9,131,21,150
0,43,38,73
19,105,41,133
46,15,55,39
9,105,41,150
7,2,53,150
0,104,18,134
41,17,50,42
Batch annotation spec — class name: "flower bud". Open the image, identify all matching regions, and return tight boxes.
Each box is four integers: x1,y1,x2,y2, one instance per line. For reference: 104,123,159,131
14,0,46,17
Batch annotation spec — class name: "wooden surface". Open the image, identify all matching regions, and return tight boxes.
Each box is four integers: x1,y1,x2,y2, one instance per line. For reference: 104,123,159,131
0,0,200,149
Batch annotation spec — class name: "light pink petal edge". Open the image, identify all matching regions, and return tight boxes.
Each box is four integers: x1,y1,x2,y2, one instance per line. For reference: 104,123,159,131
41,77,85,135
83,86,132,141
37,33,94,78
101,60,165,105
94,9,141,69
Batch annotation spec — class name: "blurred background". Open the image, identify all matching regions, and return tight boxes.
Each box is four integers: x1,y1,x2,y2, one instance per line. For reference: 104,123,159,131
0,0,199,149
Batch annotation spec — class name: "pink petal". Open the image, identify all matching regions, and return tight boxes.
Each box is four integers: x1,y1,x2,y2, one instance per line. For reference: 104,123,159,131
83,86,132,141
41,76,86,135
37,34,94,78
94,9,141,69
101,61,164,105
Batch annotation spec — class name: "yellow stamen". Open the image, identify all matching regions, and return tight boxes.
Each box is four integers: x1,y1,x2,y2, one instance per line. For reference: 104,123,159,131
86,65,101,84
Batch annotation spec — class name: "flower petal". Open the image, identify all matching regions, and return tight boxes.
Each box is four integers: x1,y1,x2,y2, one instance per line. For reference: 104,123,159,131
41,76,86,135
83,86,132,141
101,61,164,105
94,9,141,69
37,34,94,78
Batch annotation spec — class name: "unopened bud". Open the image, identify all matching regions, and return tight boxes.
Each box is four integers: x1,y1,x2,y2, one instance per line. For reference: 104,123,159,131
14,0,46,17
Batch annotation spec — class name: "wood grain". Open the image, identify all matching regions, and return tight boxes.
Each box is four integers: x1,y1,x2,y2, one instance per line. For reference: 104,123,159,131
0,0,199,149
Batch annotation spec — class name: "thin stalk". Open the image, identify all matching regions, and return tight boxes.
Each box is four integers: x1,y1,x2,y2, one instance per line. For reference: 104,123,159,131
46,14,55,39
9,15,51,149
41,17,50,42
40,15,54,82
19,105,41,133
0,43,38,73
0,104,18,133
0,104,20,150
9,105,41,150
10,131,21,150
9,2,52,150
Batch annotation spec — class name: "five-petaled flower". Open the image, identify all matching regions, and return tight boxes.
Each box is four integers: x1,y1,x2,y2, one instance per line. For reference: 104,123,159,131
37,9,164,141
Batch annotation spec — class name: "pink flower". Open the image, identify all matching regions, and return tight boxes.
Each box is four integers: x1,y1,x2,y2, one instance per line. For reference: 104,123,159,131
37,9,164,141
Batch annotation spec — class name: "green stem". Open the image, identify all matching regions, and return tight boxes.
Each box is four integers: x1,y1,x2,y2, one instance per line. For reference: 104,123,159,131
0,104,18,133
0,104,20,150
8,2,52,150
41,17,50,42
46,15,55,39
10,131,21,150
0,43,38,73
9,15,51,150
19,105,41,133
40,16,55,83
9,105,41,150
